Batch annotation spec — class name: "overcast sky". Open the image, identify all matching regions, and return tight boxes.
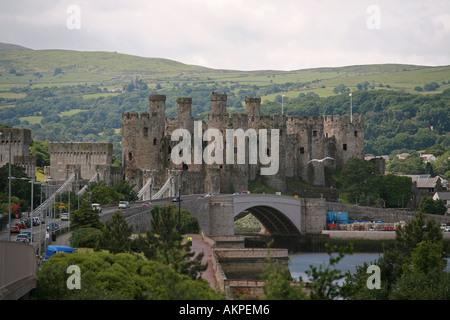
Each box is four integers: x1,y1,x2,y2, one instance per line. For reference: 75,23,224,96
1,0,449,70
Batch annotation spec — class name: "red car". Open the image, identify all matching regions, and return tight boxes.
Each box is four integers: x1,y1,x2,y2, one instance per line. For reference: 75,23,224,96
15,221,26,229
10,226,20,233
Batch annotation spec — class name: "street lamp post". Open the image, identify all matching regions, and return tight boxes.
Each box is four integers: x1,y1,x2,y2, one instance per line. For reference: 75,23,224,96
349,93,353,123
30,177,34,245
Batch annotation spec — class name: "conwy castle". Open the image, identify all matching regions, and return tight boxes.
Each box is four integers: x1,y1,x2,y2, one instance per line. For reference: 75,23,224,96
1,93,364,197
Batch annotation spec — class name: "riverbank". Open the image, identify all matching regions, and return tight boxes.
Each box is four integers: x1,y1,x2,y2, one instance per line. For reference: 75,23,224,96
241,231,450,253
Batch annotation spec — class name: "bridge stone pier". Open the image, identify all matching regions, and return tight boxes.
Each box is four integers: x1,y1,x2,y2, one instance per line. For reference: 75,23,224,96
181,194,327,237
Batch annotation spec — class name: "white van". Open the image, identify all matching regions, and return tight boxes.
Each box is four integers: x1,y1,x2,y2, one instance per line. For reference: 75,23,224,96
61,212,70,221
91,203,102,213
119,201,130,209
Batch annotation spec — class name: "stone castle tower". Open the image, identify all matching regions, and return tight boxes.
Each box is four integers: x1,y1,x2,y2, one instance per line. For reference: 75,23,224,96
0,128,36,179
122,93,364,196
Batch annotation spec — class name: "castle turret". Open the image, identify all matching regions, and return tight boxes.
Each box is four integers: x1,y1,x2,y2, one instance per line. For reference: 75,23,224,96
245,97,261,117
148,95,166,171
177,97,194,133
323,114,364,169
211,93,227,115
0,127,36,179
149,94,166,137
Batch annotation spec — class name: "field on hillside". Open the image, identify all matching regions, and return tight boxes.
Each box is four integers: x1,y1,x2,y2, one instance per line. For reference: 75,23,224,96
1,48,449,163
1,49,449,98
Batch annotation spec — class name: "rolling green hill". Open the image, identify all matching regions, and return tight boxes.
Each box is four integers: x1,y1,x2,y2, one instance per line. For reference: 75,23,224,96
0,45,449,166
1,47,449,98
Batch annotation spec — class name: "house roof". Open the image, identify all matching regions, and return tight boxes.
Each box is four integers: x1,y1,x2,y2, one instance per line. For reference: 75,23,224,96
435,192,450,200
403,174,439,188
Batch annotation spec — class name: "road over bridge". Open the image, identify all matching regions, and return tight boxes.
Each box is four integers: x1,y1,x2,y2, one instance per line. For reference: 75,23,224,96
180,194,327,237
98,193,327,237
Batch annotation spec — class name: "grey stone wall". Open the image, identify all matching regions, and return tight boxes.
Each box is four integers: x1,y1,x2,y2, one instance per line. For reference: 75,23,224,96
301,198,327,234
0,128,36,179
47,142,112,183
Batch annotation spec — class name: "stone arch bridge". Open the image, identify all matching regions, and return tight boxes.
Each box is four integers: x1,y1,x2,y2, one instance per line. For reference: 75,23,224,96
180,194,327,237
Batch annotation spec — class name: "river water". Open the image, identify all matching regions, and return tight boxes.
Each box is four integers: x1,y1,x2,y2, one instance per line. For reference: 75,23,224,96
288,252,450,283
288,252,382,283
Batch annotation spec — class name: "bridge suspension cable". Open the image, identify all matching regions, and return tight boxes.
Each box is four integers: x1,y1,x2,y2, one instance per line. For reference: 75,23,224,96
76,172,99,196
137,177,153,200
144,176,171,201
33,173,76,217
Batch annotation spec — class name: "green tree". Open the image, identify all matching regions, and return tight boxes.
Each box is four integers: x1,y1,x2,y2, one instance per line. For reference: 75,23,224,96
385,155,426,174
333,84,347,94
410,240,445,273
336,158,382,204
70,227,102,248
345,212,444,299
381,174,412,208
70,199,102,229
389,240,449,300
97,210,133,254
53,68,63,76
417,196,446,215
90,185,123,205
261,254,307,300
425,161,435,176
137,205,207,280
29,139,49,167
33,251,224,300
113,180,138,202
390,267,450,300
0,164,42,213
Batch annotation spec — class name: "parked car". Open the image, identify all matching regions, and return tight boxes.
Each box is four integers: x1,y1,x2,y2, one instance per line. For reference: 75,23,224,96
47,221,59,231
15,234,30,243
142,201,152,206
91,203,102,213
21,231,33,242
21,218,32,228
119,201,130,209
15,221,26,229
10,225,20,233
61,213,70,221
205,193,214,197
240,190,251,195
197,195,205,199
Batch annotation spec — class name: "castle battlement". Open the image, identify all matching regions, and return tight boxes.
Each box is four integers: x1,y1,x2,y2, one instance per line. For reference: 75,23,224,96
122,111,151,120
149,94,166,102
121,93,365,192
324,114,364,126
49,142,113,154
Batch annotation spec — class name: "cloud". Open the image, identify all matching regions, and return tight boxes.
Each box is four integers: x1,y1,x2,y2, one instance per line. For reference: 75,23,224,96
0,0,449,70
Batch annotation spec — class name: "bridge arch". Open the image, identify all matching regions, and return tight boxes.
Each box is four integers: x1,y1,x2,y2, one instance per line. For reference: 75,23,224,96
232,194,302,236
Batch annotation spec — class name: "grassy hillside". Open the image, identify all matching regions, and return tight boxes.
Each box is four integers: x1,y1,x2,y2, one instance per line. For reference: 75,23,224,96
1,48,449,98
0,47,449,164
